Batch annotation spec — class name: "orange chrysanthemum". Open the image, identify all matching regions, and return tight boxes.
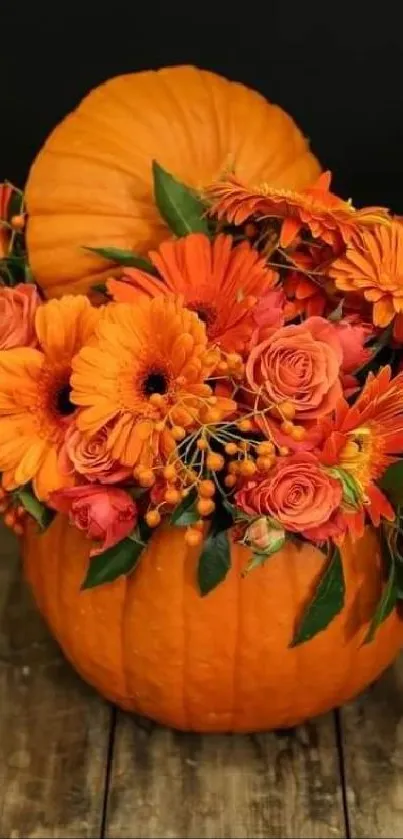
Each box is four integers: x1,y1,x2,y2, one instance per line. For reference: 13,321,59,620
318,366,403,536
207,171,390,251
71,295,236,469
0,296,99,499
329,221,403,340
107,233,278,354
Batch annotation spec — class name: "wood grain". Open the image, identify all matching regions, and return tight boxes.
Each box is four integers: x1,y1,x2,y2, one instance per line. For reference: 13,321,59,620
340,655,403,839
105,712,346,839
0,526,112,839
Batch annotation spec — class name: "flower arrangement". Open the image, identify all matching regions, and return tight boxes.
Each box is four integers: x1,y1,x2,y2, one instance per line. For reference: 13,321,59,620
1,162,403,648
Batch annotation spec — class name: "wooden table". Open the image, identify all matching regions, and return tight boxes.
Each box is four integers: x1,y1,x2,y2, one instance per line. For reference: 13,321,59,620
1,526,403,839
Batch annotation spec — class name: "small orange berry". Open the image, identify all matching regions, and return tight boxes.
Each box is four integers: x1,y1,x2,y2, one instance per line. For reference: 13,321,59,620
138,469,156,488
226,352,243,369
225,442,238,455
204,408,222,424
217,360,229,373
198,479,215,498
204,351,220,367
281,420,295,435
163,464,177,481
154,421,165,432
171,425,186,441
237,418,253,433
280,400,296,420
145,509,161,528
185,527,203,547
208,396,218,405
0,500,9,514
224,474,237,488
257,456,274,472
239,459,257,477
197,497,216,517
228,460,240,474
206,452,225,471
149,393,165,408
16,505,26,519
164,487,181,505
11,214,25,231
291,425,306,441
4,510,16,528
197,438,208,451
257,441,275,456
244,295,257,309
278,446,289,456
13,522,24,537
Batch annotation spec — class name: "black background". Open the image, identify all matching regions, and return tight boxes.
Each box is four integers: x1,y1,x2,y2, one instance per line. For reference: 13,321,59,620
1,4,403,210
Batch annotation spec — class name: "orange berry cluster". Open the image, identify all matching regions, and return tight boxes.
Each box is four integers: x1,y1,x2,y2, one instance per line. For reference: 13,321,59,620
0,489,26,536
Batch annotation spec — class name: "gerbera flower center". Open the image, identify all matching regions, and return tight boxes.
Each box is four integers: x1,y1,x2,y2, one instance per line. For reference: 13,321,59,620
142,370,169,397
188,301,218,332
339,426,377,490
55,383,75,416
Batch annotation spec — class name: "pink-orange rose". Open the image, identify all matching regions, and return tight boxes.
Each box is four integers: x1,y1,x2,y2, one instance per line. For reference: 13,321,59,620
50,485,137,555
0,284,40,350
236,453,342,540
60,424,131,484
246,316,343,422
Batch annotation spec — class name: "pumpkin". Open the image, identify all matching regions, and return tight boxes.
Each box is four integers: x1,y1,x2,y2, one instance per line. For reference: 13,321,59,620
23,517,403,733
25,65,320,297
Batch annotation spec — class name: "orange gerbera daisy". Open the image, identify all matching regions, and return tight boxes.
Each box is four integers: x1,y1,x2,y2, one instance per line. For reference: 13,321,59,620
206,171,390,251
318,366,403,536
329,221,403,340
0,296,99,499
107,233,278,354
71,295,236,469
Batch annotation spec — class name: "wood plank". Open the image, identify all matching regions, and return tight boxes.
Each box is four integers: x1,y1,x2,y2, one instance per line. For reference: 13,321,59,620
340,655,403,839
0,525,112,839
105,711,346,839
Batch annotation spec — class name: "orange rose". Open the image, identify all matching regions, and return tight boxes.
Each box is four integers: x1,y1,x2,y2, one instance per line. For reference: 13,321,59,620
236,453,342,538
60,424,132,484
245,316,343,422
0,284,40,350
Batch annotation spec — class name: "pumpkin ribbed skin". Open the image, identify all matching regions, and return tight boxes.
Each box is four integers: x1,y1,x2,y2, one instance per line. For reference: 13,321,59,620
25,65,320,297
23,517,403,733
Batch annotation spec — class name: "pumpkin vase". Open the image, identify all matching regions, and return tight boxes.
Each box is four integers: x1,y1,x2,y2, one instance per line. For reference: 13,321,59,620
22,517,403,733
25,65,320,297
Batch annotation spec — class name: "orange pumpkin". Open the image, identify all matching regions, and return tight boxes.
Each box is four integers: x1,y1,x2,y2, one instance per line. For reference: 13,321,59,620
25,65,320,297
23,517,403,732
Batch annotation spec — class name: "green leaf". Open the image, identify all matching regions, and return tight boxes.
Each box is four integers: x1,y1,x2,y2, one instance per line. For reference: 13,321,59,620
291,546,345,646
380,461,403,506
81,520,152,590
213,495,235,533
328,298,344,322
14,488,54,531
198,528,231,596
152,161,209,237
328,467,362,508
170,489,199,526
364,529,398,642
84,246,158,275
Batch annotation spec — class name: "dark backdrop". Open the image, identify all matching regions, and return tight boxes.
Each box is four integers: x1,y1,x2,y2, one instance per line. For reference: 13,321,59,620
1,4,402,210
